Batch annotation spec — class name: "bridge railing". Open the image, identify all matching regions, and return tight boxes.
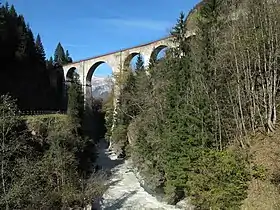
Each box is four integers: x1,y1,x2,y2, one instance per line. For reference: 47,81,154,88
18,110,67,116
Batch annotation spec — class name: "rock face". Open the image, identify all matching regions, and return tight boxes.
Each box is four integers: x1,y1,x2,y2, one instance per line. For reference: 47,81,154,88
91,76,113,100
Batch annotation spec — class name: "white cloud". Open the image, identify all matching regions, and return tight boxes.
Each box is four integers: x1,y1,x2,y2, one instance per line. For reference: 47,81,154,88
63,43,89,48
102,18,173,31
78,17,173,31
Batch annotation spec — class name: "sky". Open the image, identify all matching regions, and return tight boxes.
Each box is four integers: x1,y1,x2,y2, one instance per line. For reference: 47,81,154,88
6,0,200,76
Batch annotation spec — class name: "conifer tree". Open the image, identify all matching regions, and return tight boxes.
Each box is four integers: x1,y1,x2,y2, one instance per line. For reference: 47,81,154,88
35,34,46,62
65,50,73,63
135,54,144,72
46,56,54,69
15,16,27,60
9,5,16,17
49,56,53,64
67,73,84,128
171,12,188,55
54,42,66,65
0,3,62,110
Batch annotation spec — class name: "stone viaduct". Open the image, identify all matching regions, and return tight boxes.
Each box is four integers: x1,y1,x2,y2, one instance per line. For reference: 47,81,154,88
62,31,195,102
62,36,175,100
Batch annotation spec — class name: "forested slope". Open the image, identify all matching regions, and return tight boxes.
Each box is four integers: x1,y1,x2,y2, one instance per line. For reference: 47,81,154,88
0,3,109,209
0,3,72,110
106,0,280,209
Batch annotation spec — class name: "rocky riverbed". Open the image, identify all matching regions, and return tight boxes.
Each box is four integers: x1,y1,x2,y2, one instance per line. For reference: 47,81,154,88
93,140,193,210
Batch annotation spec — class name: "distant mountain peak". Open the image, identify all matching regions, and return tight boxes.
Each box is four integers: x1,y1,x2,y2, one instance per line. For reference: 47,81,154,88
91,76,113,100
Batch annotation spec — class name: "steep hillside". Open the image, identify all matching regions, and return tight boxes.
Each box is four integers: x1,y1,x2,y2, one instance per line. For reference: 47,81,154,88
106,0,280,209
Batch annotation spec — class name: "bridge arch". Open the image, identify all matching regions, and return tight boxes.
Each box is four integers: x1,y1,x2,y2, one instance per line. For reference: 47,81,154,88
66,67,77,82
86,61,113,103
150,45,168,64
124,52,145,70
86,61,106,86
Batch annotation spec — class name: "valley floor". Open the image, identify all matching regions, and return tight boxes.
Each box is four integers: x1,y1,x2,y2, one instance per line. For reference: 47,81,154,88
94,140,185,210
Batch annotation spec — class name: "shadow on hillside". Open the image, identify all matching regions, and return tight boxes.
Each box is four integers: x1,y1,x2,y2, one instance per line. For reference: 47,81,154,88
92,190,137,210
95,139,124,173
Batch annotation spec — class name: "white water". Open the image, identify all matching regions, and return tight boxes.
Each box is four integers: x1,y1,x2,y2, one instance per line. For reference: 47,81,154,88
94,140,185,210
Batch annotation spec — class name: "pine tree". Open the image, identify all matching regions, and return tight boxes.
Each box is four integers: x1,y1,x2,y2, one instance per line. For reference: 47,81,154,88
35,34,46,62
67,73,84,129
135,54,144,73
26,25,36,57
46,56,54,69
49,56,53,64
9,5,16,17
65,50,73,63
15,15,27,60
0,2,56,110
54,42,66,65
171,12,188,55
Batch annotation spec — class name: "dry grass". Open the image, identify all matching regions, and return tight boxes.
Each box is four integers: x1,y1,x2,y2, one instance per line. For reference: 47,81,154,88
22,114,67,121
242,179,280,210
241,130,280,210
23,114,69,137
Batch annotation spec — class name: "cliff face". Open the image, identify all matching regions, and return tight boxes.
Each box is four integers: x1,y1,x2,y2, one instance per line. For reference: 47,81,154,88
184,0,205,31
184,0,245,31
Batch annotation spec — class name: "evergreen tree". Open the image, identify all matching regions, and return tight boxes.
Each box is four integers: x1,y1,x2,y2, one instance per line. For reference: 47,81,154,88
0,3,59,110
49,56,53,64
15,15,27,60
54,42,66,65
35,34,46,62
53,43,73,65
65,49,73,63
135,54,144,72
9,5,16,17
67,73,84,129
171,12,189,55
46,56,54,70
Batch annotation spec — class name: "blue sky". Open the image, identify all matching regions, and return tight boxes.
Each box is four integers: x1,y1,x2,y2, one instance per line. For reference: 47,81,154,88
6,0,200,76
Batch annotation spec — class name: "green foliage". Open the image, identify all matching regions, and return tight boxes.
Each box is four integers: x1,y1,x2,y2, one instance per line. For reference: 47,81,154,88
135,54,144,72
103,93,114,139
67,74,84,128
35,34,46,62
171,12,189,55
186,150,250,209
251,165,268,181
54,42,73,65
0,97,105,209
54,42,66,64
106,1,260,209
0,95,21,210
0,4,67,110
65,50,73,63
112,124,127,145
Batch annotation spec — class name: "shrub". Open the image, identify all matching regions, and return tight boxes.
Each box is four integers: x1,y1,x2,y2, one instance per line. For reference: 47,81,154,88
186,150,250,209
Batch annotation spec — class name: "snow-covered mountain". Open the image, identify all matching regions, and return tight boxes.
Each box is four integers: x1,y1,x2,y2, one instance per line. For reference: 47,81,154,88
91,76,113,100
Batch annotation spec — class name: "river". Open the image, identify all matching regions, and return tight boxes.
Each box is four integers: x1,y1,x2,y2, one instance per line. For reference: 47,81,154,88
93,139,193,210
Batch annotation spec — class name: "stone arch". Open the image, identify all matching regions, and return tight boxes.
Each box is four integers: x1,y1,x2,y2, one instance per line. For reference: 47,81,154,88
85,61,113,103
86,61,106,86
150,45,168,63
124,52,146,70
66,67,77,82
124,52,139,69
